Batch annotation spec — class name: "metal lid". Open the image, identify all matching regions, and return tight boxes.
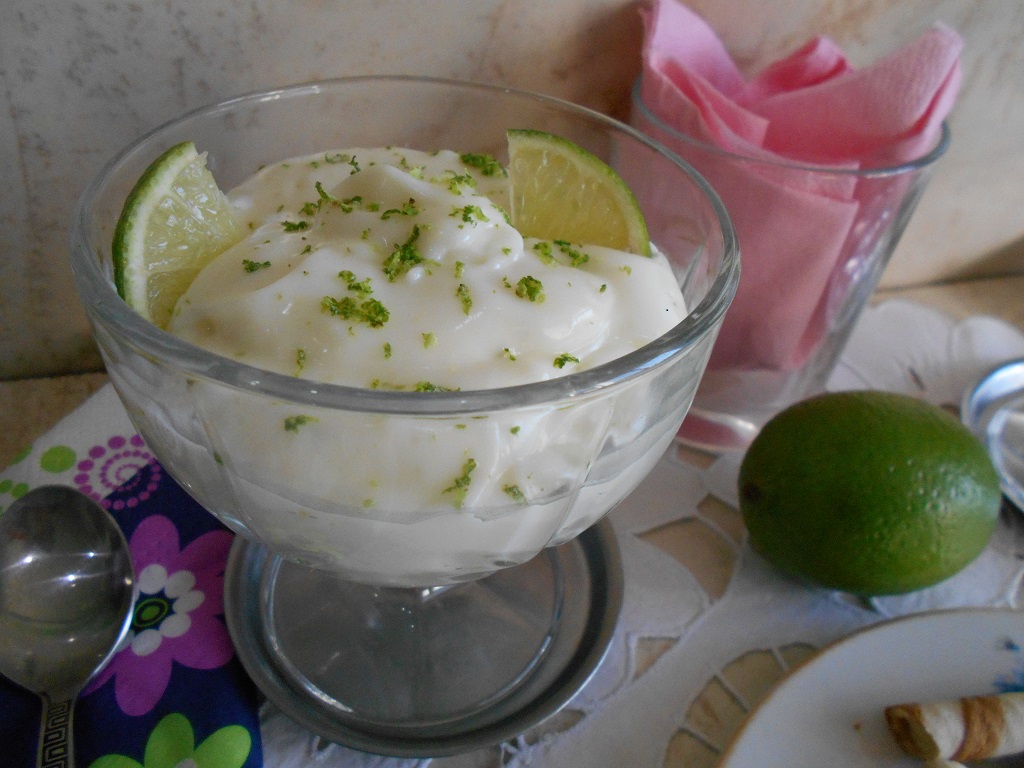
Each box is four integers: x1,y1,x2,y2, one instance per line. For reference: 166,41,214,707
962,358,1024,511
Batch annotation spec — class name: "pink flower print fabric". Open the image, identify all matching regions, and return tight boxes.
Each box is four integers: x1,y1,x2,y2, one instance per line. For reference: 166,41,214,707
86,514,235,716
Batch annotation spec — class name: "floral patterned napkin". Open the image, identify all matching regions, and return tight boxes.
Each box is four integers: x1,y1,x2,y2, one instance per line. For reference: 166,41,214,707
0,386,262,768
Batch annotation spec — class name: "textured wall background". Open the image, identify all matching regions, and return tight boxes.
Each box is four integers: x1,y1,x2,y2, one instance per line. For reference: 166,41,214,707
2,0,1022,378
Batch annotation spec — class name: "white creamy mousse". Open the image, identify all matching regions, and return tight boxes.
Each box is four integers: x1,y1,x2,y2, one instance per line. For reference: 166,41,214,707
167,147,688,585
171,147,685,388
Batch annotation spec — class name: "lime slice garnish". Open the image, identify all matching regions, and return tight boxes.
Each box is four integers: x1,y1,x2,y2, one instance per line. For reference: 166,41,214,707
112,141,242,328
506,129,650,256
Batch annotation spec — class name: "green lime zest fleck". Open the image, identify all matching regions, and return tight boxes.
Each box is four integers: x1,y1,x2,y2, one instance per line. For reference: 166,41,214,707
460,152,505,177
554,239,589,267
284,414,318,432
243,259,271,273
383,225,429,281
450,204,489,225
422,332,436,349
282,220,309,232
339,195,369,213
295,347,306,374
554,353,580,369
381,198,420,220
303,186,368,216
321,295,390,327
503,484,526,504
532,241,557,265
324,152,353,165
338,270,373,295
415,381,459,392
315,181,340,205
322,153,361,173
444,458,477,508
515,276,544,302
456,283,472,315
383,342,392,359
437,171,476,194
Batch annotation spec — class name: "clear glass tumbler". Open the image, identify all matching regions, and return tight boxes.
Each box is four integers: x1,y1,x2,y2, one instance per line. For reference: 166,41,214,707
633,79,949,452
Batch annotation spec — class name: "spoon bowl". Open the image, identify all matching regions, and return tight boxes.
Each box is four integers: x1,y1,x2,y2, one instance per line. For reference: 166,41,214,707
0,485,135,767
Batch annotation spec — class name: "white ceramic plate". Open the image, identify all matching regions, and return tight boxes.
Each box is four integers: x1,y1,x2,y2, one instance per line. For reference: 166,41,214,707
719,608,1024,768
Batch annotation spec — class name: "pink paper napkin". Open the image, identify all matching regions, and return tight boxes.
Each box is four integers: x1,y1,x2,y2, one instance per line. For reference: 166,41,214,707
637,0,962,370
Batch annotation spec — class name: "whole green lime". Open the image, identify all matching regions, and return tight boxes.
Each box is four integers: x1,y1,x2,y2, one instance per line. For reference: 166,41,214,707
738,391,1001,596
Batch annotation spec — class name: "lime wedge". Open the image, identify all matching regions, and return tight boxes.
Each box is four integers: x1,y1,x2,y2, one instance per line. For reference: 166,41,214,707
112,141,242,328
506,129,650,256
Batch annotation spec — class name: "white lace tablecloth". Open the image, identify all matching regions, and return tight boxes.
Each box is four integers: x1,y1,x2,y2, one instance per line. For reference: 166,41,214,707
5,299,1024,768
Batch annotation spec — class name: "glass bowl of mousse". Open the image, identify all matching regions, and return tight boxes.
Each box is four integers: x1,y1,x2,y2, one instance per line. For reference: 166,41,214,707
69,77,738,756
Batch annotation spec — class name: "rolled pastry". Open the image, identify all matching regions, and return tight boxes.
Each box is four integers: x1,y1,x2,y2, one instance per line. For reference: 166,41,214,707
885,692,1024,761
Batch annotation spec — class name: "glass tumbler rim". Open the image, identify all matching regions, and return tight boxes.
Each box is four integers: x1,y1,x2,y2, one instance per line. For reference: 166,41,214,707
631,77,951,178
70,75,739,416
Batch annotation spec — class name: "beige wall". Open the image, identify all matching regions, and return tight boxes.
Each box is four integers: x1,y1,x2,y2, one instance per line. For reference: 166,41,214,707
2,0,1022,379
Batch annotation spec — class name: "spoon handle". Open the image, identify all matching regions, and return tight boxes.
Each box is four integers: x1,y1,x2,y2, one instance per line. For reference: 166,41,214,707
37,696,74,768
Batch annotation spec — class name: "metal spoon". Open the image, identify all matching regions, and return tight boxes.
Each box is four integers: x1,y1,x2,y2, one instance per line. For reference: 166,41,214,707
0,485,135,768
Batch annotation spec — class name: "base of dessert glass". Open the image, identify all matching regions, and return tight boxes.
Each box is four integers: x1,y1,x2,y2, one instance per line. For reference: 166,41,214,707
223,520,623,757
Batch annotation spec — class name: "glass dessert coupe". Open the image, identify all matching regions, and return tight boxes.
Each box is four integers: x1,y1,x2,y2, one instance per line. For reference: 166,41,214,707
68,76,739,756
